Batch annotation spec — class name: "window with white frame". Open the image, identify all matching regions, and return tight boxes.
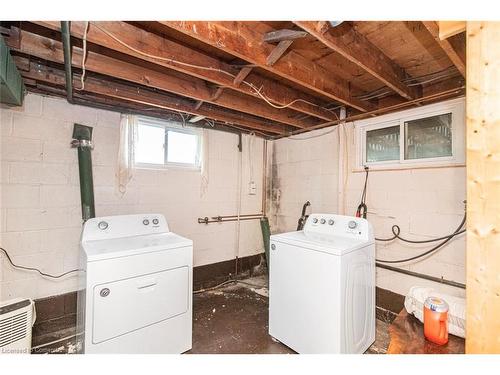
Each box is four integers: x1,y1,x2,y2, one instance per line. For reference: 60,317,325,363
133,116,201,169
357,99,465,169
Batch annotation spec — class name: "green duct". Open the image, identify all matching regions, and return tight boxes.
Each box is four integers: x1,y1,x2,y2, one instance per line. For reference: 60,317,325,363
60,21,73,104
72,124,95,221
260,217,271,273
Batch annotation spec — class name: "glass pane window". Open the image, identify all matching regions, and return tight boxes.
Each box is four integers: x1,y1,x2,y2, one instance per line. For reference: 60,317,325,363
366,125,400,163
404,113,452,160
167,130,198,165
135,123,165,165
134,117,201,168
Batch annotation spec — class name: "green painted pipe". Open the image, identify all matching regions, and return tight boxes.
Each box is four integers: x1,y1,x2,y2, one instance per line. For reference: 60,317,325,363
60,21,73,104
259,217,271,273
72,124,95,221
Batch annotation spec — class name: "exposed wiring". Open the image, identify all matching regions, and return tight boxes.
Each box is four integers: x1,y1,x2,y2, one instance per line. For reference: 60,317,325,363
76,21,90,91
89,22,334,114
375,214,466,264
287,124,338,140
0,247,83,279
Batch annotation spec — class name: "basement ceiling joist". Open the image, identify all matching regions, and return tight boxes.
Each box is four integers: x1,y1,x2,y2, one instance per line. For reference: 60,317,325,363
32,21,338,123
422,21,466,77
2,20,466,137
157,21,375,112
19,25,315,130
14,56,287,135
293,21,419,100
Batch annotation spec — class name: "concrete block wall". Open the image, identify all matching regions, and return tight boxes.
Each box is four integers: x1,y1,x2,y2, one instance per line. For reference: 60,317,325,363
0,93,264,300
269,127,339,233
271,101,466,299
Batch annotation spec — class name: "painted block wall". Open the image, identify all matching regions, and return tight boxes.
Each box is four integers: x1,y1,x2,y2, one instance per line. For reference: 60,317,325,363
0,93,264,300
270,101,466,299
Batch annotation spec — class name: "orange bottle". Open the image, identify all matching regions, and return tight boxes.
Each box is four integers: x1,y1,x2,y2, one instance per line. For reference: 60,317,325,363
423,297,449,345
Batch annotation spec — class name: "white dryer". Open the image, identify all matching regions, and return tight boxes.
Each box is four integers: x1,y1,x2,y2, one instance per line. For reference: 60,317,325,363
269,214,375,354
77,214,192,354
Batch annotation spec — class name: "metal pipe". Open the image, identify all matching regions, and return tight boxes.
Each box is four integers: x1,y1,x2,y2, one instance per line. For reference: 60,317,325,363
376,263,466,289
71,124,96,222
213,213,264,219
60,21,73,104
198,216,263,225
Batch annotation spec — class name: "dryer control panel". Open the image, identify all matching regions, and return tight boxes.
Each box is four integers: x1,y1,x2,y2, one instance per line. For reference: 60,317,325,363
303,214,373,241
82,214,169,242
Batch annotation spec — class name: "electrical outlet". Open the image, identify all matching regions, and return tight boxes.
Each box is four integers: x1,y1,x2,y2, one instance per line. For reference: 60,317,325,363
249,181,256,195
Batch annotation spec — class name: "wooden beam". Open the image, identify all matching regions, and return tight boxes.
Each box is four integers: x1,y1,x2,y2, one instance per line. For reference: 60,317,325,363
422,21,466,77
294,21,417,100
158,21,374,112
233,66,253,86
402,21,453,71
266,40,293,66
13,29,310,129
263,29,308,43
17,59,287,135
32,21,339,122
465,21,500,354
438,21,466,40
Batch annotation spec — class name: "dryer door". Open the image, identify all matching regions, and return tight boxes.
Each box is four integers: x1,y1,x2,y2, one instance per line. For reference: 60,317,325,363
92,266,189,344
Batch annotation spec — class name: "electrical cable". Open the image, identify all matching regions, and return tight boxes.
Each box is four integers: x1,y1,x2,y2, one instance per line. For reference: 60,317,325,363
375,220,466,243
89,22,335,114
0,247,83,279
375,215,466,264
76,21,90,91
352,164,467,264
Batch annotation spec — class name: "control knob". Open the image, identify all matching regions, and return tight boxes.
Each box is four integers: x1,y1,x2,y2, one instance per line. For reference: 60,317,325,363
312,218,319,224
348,220,358,229
98,221,108,230
143,219,150,226
328,219,334,225
152,218,159,225
320,218,326,224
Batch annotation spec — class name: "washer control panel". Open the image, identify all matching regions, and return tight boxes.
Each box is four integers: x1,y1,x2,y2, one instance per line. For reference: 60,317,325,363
82,214,168,242
303,213,373,241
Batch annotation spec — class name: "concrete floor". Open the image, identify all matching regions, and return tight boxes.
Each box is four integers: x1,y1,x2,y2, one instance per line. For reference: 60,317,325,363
188,275,390,354
37,274,390,354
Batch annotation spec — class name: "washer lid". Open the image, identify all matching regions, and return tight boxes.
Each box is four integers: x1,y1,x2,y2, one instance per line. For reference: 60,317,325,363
82,232,192,262
271,231,373,255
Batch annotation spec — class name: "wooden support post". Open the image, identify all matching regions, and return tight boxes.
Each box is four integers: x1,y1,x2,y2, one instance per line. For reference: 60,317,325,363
466,21,500,353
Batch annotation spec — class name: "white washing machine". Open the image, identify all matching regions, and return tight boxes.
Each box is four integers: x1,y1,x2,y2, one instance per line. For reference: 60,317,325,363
269,213,375,354
77,214,192,354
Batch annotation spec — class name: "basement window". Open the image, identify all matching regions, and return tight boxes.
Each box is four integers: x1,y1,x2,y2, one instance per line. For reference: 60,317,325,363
356,99,465,169
134,117,201,169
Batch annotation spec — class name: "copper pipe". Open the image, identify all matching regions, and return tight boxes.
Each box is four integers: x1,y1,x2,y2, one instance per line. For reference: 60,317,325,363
212,213,263,219
198,215,263,224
